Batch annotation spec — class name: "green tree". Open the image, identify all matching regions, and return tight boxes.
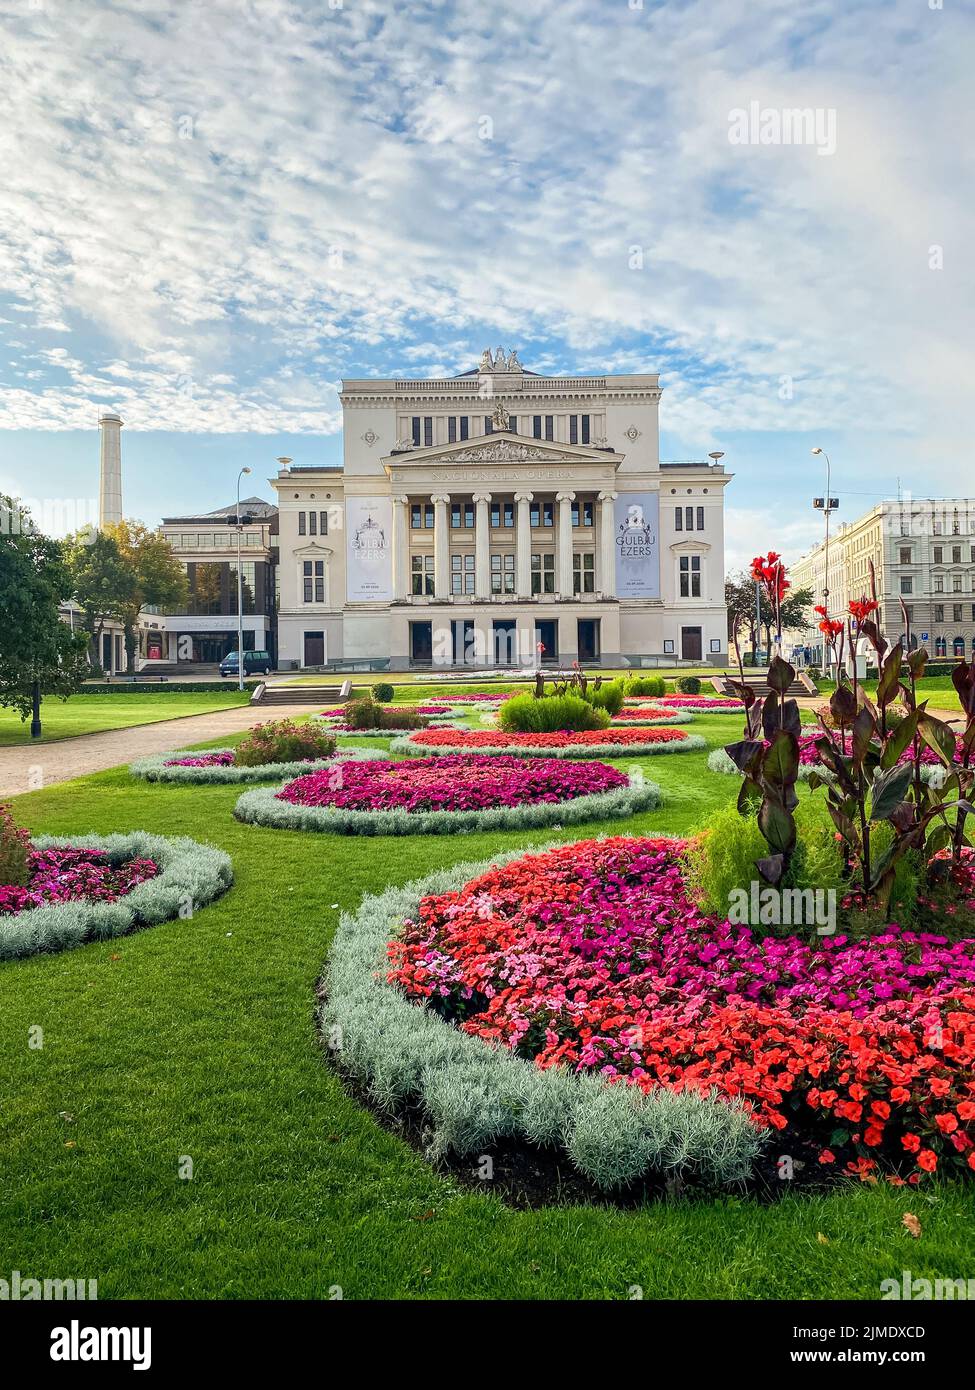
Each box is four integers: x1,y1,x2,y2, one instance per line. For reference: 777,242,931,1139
0,497,89,733
103,522,188,673
64,529,138,668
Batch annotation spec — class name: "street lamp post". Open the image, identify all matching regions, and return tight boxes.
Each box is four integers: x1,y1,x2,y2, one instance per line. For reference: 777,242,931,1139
811,448,840,676
236,466,252,693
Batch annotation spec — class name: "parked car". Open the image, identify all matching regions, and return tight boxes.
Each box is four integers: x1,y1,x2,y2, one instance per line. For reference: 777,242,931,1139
219,649,273,677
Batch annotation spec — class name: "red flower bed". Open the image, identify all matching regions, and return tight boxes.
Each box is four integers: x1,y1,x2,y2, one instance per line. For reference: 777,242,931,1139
0,847,160,915
406,727,689,749
389,836,975,1182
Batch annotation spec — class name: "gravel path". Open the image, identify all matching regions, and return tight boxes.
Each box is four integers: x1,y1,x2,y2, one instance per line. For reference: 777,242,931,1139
0,701,328,798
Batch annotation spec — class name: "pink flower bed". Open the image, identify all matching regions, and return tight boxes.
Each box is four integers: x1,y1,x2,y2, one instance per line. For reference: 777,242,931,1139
277,754,626,813
613,705,673,721
654,695,743,709
389,836,975,1181
166,752,236,768
0,847,160,916
407,727,689,750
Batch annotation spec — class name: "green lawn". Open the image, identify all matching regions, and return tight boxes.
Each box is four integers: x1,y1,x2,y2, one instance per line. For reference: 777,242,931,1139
2,709,973,1300
0,691,253,746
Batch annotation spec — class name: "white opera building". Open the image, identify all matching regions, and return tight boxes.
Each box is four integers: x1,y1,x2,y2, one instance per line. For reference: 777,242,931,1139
271,350,731,670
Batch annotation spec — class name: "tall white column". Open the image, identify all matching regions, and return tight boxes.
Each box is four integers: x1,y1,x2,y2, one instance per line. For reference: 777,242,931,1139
98,411,123,527
392,495,410,599
514,491,533,598
432,494,451,599
556,491,576,596
473,492,492,597
598,490,618,597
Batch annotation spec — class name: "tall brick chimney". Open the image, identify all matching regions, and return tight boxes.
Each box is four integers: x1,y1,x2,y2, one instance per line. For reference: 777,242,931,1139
98,411,123,527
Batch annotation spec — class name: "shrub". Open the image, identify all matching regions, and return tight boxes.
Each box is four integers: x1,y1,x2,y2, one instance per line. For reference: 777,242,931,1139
234,719,336,767
0,803,30,888
587,680,624,716
343,697,425,730
373,683,394,703
684,800,845,933
625,675,665,698
498,692,609,733
676,675,702,694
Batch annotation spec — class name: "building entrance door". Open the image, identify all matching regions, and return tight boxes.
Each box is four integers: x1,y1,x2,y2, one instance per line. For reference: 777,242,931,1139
492,620,517,666
681,626,703,660
534,619,558,664
410,621,433,664
577,619,600,663
303,631,325,666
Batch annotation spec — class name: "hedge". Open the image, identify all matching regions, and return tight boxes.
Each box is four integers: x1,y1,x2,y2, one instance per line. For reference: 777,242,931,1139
319,851,765,1189
0,832,233,961
389,733,708,760
129,747,386,785
233,772,662,837
81,681,260,694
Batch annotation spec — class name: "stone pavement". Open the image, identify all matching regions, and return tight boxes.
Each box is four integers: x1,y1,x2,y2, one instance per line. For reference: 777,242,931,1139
0,700,327,798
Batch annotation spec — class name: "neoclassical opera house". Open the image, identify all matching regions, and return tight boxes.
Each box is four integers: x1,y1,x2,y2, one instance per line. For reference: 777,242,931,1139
271,349,731,670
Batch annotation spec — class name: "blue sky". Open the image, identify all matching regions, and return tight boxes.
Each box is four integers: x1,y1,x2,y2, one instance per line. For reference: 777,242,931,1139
0,0,971,572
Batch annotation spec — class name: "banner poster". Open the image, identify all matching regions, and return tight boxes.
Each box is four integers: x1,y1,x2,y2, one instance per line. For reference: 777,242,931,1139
614,492,660,598
346,496,393,600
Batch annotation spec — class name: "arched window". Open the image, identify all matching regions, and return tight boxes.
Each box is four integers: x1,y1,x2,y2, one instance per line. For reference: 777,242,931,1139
935,636,947,657
953,636,965,656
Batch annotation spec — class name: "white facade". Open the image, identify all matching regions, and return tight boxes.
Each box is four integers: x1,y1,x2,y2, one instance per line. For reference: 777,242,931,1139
271,350,731,670
790,498,975,663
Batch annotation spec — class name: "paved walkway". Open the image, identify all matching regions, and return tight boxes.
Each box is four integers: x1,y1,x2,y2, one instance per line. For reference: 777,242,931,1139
0,700,328,798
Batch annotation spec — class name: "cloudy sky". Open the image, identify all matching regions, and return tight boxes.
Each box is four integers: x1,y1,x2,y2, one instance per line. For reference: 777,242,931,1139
0,0,971,570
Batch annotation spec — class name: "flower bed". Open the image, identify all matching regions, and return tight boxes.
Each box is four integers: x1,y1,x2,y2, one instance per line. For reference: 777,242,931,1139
234,756,661,835
390,727,706,759
388,836,975,1184
0,832,233,961
320,849,763,1191
648,695,745,712
130,746,385,784
612,706,694,726
708,734,962,785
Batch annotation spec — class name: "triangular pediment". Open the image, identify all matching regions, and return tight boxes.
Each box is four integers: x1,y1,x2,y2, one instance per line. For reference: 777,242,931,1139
382,431,623,468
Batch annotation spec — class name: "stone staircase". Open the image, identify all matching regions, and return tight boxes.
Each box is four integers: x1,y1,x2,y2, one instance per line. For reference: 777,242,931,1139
252,679,352,707
712,670,818,700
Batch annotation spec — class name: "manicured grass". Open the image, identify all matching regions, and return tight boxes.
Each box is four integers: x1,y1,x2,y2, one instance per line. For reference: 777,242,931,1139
815,674,963,713
2,710,973,1299
0,691,253,746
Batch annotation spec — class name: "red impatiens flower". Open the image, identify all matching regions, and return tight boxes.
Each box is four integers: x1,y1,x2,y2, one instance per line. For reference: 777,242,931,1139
918,1150,939,1173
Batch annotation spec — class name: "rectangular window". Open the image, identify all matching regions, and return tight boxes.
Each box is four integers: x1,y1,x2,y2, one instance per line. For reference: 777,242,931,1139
298,512,306,536
411,554,435,596
935,604,944,622
573,552,595,594
953,546,962,563
581,415,590,445
411,416,421,447
533,415,542,439
308,511,317,536
503,501,514,527
302,559,324,603
423,417,433,447
900,576,913,594
448,417,457,443
484,415,493,435
675,508,683,532
569,416,578,445
490,552,515,593
696,506,704,530
509,415,517,434
685,506,694,531
451,503,462,529
954,604,964,622
679,555,701,598
464,502,474,528
935,576,944,593
899,547,911,564
934,546,943,563
320,511,328,536
545,415,554,440
571,500,594,528
450,554,475,595
953,576,962,592
531,553,555,595
490,502,501,528
542,500,554,528
460,416,469,440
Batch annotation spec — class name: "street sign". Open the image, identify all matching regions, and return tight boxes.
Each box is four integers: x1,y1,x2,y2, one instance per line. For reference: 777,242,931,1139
921,633,929,642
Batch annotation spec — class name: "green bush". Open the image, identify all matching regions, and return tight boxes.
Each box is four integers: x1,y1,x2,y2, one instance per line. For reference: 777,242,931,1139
676,675,702,694
373,683,394,703
234,720,336,767
0,803,30,887
587,680,624,716
499,692,609,733
344,697,425,730
625,675,665,698
684,799,845,936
